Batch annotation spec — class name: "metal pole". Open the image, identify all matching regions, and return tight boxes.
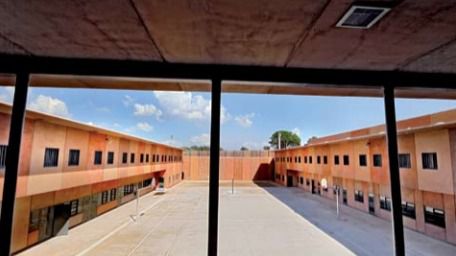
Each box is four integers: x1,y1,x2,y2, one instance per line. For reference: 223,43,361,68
336,187,340,218
135,189,140,222
208,78,221,256
383,86,405,256
0,73,30,256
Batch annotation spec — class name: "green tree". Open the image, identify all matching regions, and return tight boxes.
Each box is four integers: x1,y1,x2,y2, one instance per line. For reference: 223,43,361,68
240,146,249,151
269,130,301,149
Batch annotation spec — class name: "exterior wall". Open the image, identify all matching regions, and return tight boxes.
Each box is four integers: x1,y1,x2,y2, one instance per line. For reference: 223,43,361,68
0,105,183,253
274,125,456,245
183,151,273,181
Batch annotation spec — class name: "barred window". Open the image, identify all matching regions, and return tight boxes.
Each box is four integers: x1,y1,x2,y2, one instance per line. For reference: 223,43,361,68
94,151,102,165
107,151,114,165
422,153,438,170
402,201,416,219
70,199,79,216
373,154,382,167
101,191,109,204
354,190,364,203
380,196,392,211
359,154,367,167
399,153,411,168
110,188,117,201
68,149,80,166
122,152,128,164
44,148,59,167
424,206,445,228
343,155,349,165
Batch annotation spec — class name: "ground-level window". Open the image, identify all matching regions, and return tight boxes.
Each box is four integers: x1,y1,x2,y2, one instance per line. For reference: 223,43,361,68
359,154,367,167
44,148,59,167
143,178,152,187
380,196,392,211
101,191,109,204
424,206,445,228
300,177,304,185
0,144,6,169
110,188,117,201
402,201,416,219
399,153,411,168
68,149,80,166
70,199,79,216
354,190,364,203
422,152,438,170
306,180,310,186
124,184,134,195
373,154,382,167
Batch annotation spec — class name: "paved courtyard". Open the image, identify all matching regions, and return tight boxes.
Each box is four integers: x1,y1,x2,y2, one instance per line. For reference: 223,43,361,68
18,181,456,256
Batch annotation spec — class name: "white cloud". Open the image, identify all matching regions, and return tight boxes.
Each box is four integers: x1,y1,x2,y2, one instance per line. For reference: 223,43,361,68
190,133,210,146
235,113,255,128
133,103,163,120
136,122,153,132
154,91,229,124
292,127,301,137
0,87,14,103
122,95,134,107
29,95,70,117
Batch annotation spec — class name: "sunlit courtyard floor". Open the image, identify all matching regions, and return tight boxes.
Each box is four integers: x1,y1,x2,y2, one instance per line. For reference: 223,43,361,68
17,181,456,256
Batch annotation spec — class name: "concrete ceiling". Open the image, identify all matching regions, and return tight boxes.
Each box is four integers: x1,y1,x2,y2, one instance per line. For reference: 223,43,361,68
1,0,456,89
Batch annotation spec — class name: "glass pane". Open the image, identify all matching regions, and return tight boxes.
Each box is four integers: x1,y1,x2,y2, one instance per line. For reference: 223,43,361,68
217,92,399,255
395,91,456,254
11,83,206,255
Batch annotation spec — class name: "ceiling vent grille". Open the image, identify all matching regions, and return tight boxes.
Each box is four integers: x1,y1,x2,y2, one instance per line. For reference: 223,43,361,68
336,5,390,29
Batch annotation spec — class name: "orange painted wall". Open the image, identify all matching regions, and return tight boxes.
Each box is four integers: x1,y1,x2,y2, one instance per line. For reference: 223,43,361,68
183,151,273,181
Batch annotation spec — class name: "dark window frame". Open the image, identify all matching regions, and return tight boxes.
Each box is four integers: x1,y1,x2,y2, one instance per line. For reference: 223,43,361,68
68,149,80,166
94,150,103,165
398,153,411,169
107,151,114,165
343,155,349,166
422,152,438,170
334,155,340,165
424,206,445,228
44,148,59,167
373,154,382,167
0,144,6,169
359,154,367,167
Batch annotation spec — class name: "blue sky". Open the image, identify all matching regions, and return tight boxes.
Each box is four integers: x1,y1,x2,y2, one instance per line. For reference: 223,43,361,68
1,86,456,150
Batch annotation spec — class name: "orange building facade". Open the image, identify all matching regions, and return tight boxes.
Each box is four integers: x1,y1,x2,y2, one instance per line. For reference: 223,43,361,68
274,108,456,245
0,103,184,253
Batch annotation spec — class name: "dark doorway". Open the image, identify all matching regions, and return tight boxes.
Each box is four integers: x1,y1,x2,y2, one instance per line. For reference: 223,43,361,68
342,189,348,205
181,172,185,180
287,176,293,187
368,193,375,214
311,180,316,194
52,202,71,236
